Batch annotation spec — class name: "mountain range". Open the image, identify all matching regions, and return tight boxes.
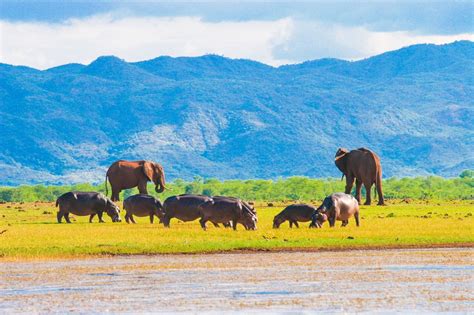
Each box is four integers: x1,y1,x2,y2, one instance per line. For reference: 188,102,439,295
0,40,473,185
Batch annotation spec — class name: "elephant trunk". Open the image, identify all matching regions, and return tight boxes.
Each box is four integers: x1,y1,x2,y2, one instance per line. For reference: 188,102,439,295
154,170,166,193
155,184,165,193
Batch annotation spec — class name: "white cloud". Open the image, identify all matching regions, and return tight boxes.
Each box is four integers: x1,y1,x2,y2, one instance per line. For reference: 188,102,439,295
0,14,472,69
273,20,474,61
0,14,293,69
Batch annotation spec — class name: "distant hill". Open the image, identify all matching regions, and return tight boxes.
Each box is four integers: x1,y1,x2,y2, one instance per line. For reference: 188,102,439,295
0,41,473,185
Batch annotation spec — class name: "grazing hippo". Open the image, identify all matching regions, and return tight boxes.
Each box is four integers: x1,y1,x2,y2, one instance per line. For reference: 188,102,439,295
273,204,318,228
162,194,214,228
55,191,121,223
212,196,256,228
311,193,360,227
198,197,257,231
123,194,164,224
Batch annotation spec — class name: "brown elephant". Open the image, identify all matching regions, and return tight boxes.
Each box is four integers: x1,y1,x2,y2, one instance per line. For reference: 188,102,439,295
334,147,384,205
105,160,166,201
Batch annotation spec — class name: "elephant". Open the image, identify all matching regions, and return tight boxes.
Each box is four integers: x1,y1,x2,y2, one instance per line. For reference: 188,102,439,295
105,160,166,201
334,147,384,205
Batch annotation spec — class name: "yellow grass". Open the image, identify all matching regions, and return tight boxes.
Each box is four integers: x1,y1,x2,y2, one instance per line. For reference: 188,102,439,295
0,200,472,259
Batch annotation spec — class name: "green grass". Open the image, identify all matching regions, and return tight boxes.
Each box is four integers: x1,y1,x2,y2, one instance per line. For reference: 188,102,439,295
0,200,472,259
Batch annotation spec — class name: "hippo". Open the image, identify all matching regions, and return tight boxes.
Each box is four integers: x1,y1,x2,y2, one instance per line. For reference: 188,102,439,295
123,194,164,224
55,191,121,223
162,194,220,228
311,193,360,227
211,196,256,228
198,197,257,231
273,204,318,228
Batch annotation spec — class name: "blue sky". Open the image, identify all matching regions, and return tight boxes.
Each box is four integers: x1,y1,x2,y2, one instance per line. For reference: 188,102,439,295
1,1,472,69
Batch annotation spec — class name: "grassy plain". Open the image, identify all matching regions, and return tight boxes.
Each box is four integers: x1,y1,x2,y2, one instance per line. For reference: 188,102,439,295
0,200,472,259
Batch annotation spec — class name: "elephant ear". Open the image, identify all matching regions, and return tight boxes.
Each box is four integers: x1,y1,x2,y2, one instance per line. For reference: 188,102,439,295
142,161,154,182
334,148,349,174
335,148,349,160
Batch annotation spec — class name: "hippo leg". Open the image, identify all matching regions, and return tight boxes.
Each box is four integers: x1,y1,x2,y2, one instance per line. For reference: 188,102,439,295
89,214,96,223
157,216,163,224
150,214,154,224
293,221,299,228
199,218,208,231
125,213,131,224
57,211,63,223
64,213,71,224
130,215,137,224
354,211,360,227
97,212,105,223
232,218,238,231
329,213,336,227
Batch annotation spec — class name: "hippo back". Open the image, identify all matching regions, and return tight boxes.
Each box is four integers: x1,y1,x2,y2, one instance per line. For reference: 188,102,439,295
163,194,212,221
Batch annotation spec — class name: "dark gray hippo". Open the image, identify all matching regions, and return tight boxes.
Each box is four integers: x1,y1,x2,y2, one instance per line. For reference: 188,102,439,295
55,191,121,223
311,193,360,227
273,204,318,228
211,196,256,228
162,194,213,228
123,194,164,224
198,197,257,231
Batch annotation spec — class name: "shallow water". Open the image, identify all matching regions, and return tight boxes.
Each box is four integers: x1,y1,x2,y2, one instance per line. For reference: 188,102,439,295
1,248,473,313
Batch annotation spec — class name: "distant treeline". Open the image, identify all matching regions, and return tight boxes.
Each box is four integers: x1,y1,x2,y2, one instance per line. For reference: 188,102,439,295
1,171,472,202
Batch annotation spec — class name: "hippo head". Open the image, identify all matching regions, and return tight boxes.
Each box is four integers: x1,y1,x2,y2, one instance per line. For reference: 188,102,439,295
105,199,121,222
242,211,257,230
273,214,285,229
154,199,165,220
310,211,327,228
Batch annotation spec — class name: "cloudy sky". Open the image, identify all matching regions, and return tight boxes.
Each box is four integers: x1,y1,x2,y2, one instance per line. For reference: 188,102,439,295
0,1,473,69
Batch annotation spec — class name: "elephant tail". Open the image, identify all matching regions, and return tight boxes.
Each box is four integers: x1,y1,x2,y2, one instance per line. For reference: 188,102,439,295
105,174,109,197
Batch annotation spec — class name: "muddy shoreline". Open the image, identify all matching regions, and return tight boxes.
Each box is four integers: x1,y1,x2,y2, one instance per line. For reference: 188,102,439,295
1,247,473,313
2,243,473,262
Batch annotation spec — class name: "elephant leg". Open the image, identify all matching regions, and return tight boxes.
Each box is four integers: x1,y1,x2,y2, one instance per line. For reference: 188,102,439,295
89,214,96,223
345,175,355,195
293,221,299,228
354,211,360,227
355,179,362,204
64,213,71,224
150,214,154,224
364,183,372,205
137,180,148,195
111,187,120,202
98,212,105,223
